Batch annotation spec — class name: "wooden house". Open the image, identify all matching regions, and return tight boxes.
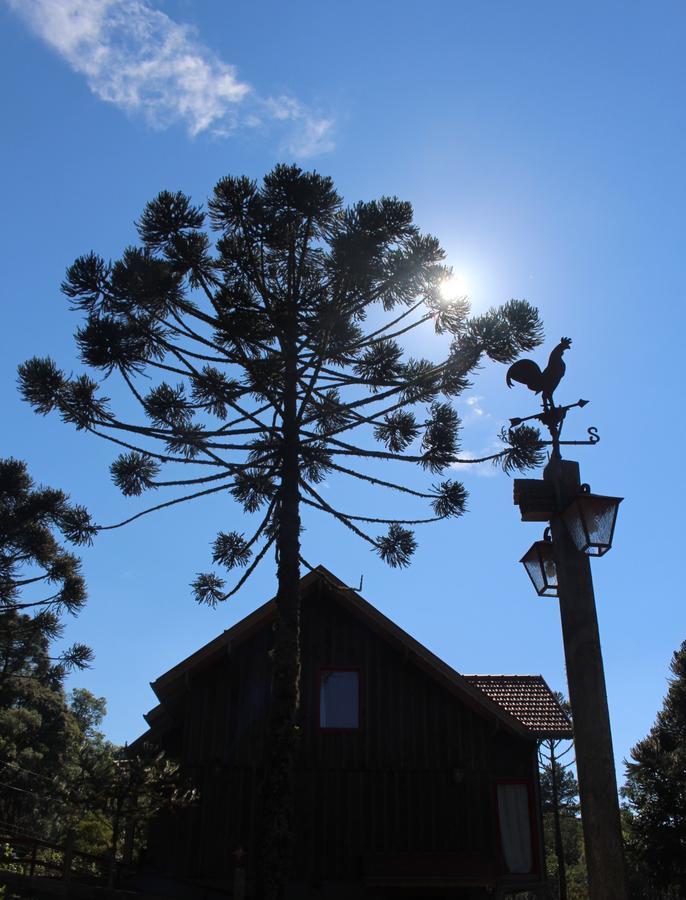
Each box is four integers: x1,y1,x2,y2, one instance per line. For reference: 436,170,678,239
133,565,571,899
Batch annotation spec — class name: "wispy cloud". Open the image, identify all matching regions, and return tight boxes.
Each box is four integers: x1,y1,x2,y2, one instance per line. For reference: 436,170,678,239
265,95,335,158
452,407,504,477
464,394,487,422
6,0,335,157
451,450,500,478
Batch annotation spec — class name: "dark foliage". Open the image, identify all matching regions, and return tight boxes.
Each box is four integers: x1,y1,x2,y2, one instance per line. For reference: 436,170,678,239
623,641,686,895
0,606,78,837
1,677,193,869
110,452,160,496
0,458,93,672
376,524,418,568
0,459,93,838
212,531,252,570
430,480,468,519
499,424,546,474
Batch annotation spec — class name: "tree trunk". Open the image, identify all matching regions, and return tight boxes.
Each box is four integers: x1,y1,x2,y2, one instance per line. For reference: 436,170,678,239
259,336,302,900
108,797,122,888
123,811,136,866
550,746,567,900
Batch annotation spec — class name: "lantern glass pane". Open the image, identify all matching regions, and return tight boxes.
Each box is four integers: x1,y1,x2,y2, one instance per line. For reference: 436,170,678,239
582,496,618,549
521,542,558,597
523,553,544,594
563,494,621,556
562,501,587,553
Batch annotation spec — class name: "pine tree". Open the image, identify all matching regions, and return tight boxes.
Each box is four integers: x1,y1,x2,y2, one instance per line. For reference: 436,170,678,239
0,458,93,679
623,640,686,894
18,164,545,897
0,458,93,836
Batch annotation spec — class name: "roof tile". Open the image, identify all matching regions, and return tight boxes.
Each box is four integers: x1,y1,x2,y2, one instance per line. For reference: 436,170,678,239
464,674,573,739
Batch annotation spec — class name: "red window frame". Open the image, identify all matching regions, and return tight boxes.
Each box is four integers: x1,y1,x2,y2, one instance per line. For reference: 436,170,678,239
317,666,363,732
493,778,541,877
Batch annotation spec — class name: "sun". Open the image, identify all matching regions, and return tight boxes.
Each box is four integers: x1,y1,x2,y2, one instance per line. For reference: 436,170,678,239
440,274,469,301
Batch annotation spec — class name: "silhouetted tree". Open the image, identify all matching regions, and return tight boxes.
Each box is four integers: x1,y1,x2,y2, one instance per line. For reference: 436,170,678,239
18,165,545,897
0,457,92,681
623,640,686,895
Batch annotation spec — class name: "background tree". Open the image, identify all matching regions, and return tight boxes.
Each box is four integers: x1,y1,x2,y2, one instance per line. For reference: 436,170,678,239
0,458,93,679
0,458,92,839
0,613,78,839
60,688,113,857
18,164,545,897
623,640,686,895
538,693,581,900
1,680,191,882
61,691,195,883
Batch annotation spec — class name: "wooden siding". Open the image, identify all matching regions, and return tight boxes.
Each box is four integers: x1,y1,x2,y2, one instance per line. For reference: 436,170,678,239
145,581,540,887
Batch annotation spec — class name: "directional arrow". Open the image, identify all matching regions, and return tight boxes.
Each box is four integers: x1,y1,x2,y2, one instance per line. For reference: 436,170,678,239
509,398,589,428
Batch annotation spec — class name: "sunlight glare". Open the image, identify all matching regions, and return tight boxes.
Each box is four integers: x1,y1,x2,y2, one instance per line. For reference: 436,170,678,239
440,274,469,302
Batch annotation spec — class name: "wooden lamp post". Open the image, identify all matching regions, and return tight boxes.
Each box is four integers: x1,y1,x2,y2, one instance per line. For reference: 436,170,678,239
507,338,628,900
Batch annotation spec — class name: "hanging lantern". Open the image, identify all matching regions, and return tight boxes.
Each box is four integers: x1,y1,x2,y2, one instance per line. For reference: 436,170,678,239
561,484,622,557
520,530,558,597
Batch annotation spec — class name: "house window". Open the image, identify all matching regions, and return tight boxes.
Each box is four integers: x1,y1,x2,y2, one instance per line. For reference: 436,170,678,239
319,669,360,729
496,781,534,874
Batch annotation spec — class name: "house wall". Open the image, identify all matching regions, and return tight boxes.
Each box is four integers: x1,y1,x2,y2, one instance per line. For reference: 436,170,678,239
145,581,540,890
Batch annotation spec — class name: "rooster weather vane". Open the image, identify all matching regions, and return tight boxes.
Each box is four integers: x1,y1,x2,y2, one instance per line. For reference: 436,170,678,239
506,337,599,458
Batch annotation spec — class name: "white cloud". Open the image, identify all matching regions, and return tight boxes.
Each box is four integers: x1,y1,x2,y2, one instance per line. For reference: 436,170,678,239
465,394,485,418
265,95,336,158
451,451,499,478
6,0,334,156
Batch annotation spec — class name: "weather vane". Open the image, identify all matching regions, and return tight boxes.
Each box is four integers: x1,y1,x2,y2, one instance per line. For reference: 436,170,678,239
506,337,599,458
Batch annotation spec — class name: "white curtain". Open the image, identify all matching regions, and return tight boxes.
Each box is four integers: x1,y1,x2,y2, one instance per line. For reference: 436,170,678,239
497,783,533,874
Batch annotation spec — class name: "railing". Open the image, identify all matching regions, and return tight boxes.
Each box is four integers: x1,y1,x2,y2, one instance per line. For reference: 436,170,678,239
0,830,120,887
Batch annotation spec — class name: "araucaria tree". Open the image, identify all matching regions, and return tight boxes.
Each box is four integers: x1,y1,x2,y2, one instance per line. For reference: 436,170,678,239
19,165,544,897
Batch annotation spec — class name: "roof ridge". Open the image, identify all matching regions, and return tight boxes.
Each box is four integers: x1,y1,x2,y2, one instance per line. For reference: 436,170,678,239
144,565,571,740
464,673,545,679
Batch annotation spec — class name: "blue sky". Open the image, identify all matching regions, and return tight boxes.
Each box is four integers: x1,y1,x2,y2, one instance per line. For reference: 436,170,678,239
1,0,684,782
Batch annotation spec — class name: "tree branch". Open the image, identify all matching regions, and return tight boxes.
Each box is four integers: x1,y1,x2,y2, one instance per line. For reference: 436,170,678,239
98,482,235,531
300,481,377,547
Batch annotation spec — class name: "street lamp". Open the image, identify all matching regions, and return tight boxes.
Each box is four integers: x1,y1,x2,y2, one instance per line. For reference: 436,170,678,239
520,529,558,597
520,487,623,593
561,485,622,557
507,336,629,900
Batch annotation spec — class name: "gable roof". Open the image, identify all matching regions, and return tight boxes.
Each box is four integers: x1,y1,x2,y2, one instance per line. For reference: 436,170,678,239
141,565,571,741
464,675,572,739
